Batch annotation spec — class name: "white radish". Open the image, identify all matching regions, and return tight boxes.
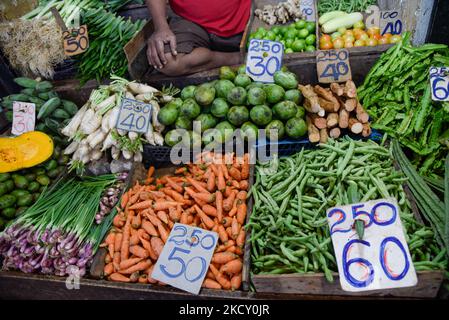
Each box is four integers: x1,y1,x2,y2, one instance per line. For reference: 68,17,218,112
133,151,142,162
95,94,116,112
117,129,127,136
122,149,133,160
81,153,90,164
135,93,153,102
64,141,79,155
128,131,138,141
78,142,90,159
151,100,165,132
101,132,115,151
89,130,107,149
154,132,164,146
124,91,135,99
80,109,102,135
108,106,120,130
127,82,159,95
101,109,112,133
144,123,155,145
111,146,120,160
90,148,103,161
61,103,88,137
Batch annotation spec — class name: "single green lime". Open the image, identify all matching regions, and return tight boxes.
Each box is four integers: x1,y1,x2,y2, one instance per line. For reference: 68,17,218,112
298,29,309,39
295,20,307,30
305,34,316,45
305,21,316,33
305,45,315,52
292,39,306,52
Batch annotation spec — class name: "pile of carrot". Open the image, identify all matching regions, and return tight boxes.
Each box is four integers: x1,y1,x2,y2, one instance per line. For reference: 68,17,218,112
101,152,250,291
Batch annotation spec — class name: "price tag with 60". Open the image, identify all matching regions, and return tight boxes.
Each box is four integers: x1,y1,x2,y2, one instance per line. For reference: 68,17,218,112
115,97,152,133
246,39,283,83
327,198,417,292
430,66,449,101
316,49,352,83
152,223,218,294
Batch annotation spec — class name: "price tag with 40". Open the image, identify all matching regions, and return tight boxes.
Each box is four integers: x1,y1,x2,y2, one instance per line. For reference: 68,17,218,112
316,49,352,83
115,97,152,133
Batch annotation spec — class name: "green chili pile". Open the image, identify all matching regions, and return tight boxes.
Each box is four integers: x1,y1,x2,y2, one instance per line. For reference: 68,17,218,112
248,137,446,281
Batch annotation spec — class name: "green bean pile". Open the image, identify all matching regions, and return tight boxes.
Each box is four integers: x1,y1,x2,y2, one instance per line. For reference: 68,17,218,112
248,137,447,282
77,8,146,83
317,0,377,15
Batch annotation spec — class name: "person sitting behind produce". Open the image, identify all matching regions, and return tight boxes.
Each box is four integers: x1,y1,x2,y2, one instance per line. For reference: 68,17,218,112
146,0,250,76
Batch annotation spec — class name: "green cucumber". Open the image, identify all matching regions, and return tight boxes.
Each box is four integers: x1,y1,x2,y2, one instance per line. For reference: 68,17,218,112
52,108,71,119
44,159,58,171
13,175,29,189
14,77,38,88
35,123,47,132
37,97,60,119
44,118,61,134
28,96,45,105
36,175,51,186
35,81,53,92
47,91,59,99
24,173,36,182
5,111,13,122
21,88,35,96
62,100,78,116
8,94,29,102
38,92,49,100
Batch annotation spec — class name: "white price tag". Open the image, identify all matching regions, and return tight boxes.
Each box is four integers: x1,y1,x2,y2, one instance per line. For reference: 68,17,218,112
316,49,352,83
115,97,152,133
152,223,218,294
300,0,316,22
327,198,417,292
365,5,380,29
430,66,449,101
379,10,403,35
246,39,283,83
12,101,35,136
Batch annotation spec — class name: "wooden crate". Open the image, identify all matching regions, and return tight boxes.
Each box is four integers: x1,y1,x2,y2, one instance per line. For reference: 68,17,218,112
90,161,255,294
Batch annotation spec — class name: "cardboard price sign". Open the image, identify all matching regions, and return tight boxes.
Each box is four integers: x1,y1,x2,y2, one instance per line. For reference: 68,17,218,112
430,66,449,101
379,10,403,35
115,97,152,133
326,198,417,292
152,223,218,294
63,25,89,56
300,0,316,22
12,101,35,136
316,49,352,83
246,39,283,83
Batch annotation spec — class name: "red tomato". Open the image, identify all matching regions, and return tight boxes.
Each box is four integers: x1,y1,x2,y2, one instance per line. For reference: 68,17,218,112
320,35,332,43
320,41,333,50
333,38,344,49
378,36,389,45
373,34,382,41
367,27,380,37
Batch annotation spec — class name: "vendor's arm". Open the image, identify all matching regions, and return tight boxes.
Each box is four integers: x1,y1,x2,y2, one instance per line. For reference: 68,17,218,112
146,0,177,69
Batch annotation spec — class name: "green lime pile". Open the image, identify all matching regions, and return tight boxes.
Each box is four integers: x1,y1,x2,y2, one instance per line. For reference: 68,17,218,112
248,20,317,53
0,146,67,230
159,66,308,147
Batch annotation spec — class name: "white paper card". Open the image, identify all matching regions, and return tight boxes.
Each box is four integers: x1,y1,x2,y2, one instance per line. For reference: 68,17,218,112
115,97,152,133
430,66,449,101
327,198,417,292
152,223,218,295
246,39,283,83
12,101,35,136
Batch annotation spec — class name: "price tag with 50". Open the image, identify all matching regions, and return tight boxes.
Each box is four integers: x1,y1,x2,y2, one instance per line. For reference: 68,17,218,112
327,198,417,292
12,101,35,136
316,49,352,83
115,97,152,133
152,223,218,294
300,0,316,22
430,66,449,101
246,39,283,83
63,25,89,56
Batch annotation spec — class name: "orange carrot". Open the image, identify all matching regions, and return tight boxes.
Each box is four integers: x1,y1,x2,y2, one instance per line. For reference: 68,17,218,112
239,180,249,190
187,177,210,194
221,258,243,274
105,253,112,264
153,201,181,211
215,191,223,224
175,167,188,175
151,237,164,258
181,210,189,224
235,246,243,256
143,211,162,227
113,252,121,271
223,190,237,211
104,262,114,277
226,226,233,238
202,204,217,217
138,274,148,284
162,188,185,203
120,192,129,209
168,206,181,222
207,170,215,192
231,216,240,240
216,272,231,289
147,166,155,180
166,176,184,193
120,210,134,261
142,219,158,237
222,217,232,227
130,233,140,246
228,199,238,217
194,205,215,229
212,251,238,264
231,273,242,290
217,165,226,191
228,166,242,181
146,265,158,284
129,245,150,259
137,228,149,241
113,232,122,252
187,214,194,225
132,214,142,229
157,221,169,243
128,200,153,210
236,191,247,200
113,213,125,228
236,228,245,248
119,257,143,270
224,186,233,198
221,164,230,180
110,273,130,282
140,236,158,261
218,225,229,243
203,278,222,289
156,210,169,224
194,192,215,203
120,259,152,275
231,180,240,188
210,163,219,176
236,202,247,225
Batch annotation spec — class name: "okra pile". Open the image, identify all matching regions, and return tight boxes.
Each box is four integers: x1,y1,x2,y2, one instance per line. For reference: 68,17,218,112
358,33,449,178
248,137,447,281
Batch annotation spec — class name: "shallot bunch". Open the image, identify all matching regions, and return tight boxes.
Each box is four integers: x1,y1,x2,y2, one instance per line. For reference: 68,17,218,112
94,172,128,224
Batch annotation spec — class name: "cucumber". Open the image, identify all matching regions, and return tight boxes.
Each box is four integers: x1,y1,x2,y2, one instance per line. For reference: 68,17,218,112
35,81,53,92
38,92,49,100
35,123,47,132
1,100,13,110
14,77,38,88
5,111,13,122
28,96,45,105
322,12,364,33
52,108,71,119
318,11,348,26
62,100,78,116
37,97,60,119
0,173,10,183
21,88,35,96
32,168,46,176
8,94,29,102
47,91,59,99
47,167,62,178
2,207,16,219
44,118,61,134
0,194,16,209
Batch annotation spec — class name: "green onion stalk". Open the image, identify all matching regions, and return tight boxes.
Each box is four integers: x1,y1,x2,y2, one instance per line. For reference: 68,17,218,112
0,174,119,277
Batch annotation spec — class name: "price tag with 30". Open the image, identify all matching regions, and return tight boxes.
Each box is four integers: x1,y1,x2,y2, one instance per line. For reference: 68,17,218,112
327,198,417,292
152,223,218,294
300,0,316,22
430,66,449,101
246,39,283,83
115,97,152,133
316,49,352,83
12,101,35,136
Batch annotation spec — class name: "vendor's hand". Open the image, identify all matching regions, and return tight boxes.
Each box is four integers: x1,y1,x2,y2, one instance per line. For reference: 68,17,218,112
147,27,177,69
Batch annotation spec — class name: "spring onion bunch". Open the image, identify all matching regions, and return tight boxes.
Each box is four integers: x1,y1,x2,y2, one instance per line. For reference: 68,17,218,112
0,174,119,277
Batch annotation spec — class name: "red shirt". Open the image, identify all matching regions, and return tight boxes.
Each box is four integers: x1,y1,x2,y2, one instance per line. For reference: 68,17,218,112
169,0,251,37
